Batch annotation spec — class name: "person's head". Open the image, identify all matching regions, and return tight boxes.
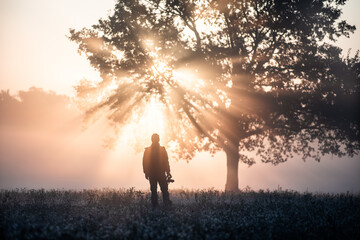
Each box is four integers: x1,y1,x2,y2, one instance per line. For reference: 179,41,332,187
151,133,160,144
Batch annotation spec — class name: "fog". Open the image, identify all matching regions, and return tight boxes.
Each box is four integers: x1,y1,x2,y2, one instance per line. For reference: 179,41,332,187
0,87,359,193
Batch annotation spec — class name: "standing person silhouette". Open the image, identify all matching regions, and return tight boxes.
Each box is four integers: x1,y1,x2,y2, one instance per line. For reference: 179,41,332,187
143,133,172,208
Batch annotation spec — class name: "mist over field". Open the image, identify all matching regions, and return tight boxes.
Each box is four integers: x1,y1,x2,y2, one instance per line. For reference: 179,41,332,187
0,88,359,193
1,188,359,240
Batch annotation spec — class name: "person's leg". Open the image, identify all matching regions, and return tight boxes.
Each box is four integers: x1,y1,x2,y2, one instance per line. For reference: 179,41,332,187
149,177,158,208
159,176,171,206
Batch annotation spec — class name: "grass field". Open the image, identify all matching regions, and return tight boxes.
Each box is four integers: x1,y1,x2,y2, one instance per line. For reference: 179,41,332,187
1,188,359,239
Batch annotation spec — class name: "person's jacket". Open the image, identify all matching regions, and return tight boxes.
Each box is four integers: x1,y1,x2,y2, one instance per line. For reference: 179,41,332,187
143,143,170,177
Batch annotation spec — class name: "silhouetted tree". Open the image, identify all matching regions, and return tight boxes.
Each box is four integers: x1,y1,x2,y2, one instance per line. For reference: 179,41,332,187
70,0,359,191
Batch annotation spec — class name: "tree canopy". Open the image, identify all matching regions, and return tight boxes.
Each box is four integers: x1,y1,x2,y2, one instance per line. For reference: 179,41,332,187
70,0,359,191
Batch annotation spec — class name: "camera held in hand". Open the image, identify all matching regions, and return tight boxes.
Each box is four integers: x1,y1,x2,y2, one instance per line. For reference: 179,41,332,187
166,174,175,183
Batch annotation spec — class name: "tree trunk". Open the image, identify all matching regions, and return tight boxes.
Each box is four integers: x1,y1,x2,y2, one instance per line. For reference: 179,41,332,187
225,148,240,192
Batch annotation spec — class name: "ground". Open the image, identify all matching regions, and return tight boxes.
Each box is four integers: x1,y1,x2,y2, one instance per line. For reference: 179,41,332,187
1,188,359,239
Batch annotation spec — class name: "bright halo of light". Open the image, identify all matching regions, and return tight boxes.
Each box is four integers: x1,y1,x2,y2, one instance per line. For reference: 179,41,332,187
117,96,166,149
173,69,204,90
152,60,168,75
141,97,165,138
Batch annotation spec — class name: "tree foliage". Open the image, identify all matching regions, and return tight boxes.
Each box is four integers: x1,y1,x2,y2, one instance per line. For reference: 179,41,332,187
69,0,359,169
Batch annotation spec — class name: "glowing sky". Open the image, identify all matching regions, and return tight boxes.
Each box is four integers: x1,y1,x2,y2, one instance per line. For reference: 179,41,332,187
0,0,114,95
0,0,359,192
0,0,359,96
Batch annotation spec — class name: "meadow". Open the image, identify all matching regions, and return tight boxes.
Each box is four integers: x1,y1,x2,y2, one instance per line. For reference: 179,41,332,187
1,188,359,239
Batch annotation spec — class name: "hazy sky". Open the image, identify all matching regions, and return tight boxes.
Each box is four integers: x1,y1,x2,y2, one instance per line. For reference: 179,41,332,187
0,0,115,95
0,0,359,192
0,0,359,96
